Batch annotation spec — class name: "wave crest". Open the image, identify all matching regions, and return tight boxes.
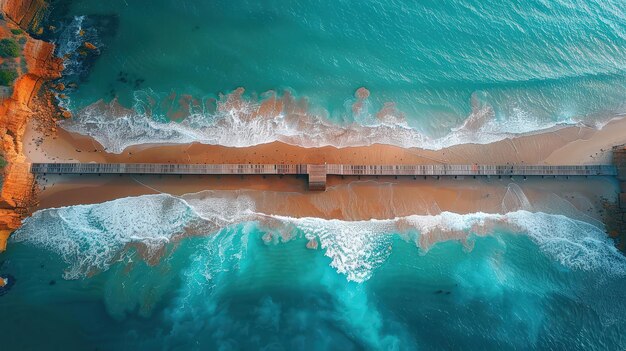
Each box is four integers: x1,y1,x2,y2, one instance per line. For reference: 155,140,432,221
59,89,583,153
12,193,626,281
12,194,199,279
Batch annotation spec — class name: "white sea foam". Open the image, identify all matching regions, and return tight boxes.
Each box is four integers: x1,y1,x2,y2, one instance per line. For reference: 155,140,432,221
55,16,87,77
506,211,626,275
12,194,199,279
231,209,626,281
12,193,626,281
53,15,103,112
279,217,397,282
59,93,582,153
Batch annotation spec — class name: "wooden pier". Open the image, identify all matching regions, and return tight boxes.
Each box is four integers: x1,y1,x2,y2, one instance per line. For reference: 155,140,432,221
30,163,617,191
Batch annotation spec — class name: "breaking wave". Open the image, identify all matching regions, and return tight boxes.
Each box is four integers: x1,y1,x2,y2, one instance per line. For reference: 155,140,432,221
12,193,626,281
58,90,597,153
12,195,198,278
55,16,88,76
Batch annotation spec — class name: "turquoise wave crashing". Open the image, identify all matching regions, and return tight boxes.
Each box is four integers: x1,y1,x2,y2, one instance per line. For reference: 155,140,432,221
1,193,626,349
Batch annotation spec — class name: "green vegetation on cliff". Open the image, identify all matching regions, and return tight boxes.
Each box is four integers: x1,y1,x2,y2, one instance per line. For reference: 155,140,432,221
0,68,18,86
0,38,20,58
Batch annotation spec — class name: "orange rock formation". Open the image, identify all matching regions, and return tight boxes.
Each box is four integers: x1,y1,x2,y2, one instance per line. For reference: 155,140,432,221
0,0,62,250
1,0,47,33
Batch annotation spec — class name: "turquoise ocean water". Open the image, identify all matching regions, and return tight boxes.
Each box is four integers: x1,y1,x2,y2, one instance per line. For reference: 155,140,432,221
2,194,626,350
51,0,626,151
1,0,626,349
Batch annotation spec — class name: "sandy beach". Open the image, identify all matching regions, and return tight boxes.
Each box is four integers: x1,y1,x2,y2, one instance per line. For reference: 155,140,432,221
36,173,615,222
23,114,626,227
25,113,626,166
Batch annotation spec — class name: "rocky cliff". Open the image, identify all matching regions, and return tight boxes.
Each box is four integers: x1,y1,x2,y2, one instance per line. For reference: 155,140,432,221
0,0,62,250
0,0,46,33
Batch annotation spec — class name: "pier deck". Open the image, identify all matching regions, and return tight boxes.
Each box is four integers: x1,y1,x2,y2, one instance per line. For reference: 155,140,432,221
30,163,617,191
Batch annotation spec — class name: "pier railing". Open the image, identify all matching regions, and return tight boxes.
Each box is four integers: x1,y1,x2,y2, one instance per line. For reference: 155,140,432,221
30,163,308,175
324,164,616,176
30,163,617,190
30,163,617,176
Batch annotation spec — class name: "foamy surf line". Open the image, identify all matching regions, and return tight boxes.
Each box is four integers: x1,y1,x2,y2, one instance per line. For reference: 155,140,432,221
11,193,626,281
57,92,612,153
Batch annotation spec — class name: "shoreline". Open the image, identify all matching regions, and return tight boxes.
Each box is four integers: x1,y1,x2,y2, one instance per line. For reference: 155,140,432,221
56,83,622,155
27,114,626,237
0,0,64,251
35,173,616,223
26,114,626,167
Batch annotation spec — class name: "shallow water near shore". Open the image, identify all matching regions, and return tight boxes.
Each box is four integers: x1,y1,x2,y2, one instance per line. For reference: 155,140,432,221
1,195,626,350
